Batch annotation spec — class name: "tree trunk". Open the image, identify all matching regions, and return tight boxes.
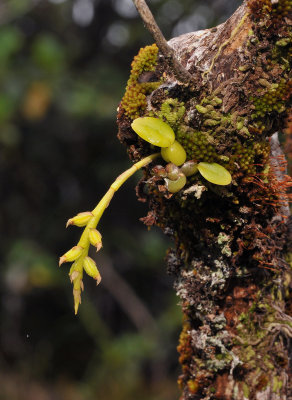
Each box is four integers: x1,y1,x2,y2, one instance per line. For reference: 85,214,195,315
118,1,292,398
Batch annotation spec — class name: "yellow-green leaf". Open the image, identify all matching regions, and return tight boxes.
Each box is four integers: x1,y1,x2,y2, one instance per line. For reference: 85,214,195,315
161,140,187,166
197,162,231,185
131,117,175,147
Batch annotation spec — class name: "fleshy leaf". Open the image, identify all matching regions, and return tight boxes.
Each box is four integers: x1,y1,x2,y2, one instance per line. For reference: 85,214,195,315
131,117,175,147
198,162,231,185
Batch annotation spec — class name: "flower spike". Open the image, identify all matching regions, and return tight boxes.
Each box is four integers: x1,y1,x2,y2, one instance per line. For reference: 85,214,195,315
60,153,160,314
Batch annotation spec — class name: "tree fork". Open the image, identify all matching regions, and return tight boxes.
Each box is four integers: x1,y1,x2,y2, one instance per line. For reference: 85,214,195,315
118,1,292,399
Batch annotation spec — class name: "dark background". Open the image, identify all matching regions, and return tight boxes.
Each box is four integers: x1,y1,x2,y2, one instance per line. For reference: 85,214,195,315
0,1,241,399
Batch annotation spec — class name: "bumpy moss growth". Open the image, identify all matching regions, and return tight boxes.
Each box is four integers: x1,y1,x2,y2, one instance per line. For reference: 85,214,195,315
248,0,292,23
156,98,186,128
120,44,160,119
229,141,270,175
175,123,269,177
252,79,292,118
176,127,218,163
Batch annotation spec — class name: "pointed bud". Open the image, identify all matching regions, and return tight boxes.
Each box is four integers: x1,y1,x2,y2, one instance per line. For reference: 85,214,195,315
73,288,81,315
69,270,80,283
89,229,103,251
59,245,83,266
83,256,102,284
66,212,93,228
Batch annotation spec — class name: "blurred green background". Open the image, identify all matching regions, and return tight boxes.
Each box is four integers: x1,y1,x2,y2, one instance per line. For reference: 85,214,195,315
0,1,241,399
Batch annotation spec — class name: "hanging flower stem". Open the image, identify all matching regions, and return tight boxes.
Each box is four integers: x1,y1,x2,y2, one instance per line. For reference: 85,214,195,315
60,152,160,314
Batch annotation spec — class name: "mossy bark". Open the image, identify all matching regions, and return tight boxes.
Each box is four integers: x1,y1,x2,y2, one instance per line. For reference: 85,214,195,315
118,1,292,399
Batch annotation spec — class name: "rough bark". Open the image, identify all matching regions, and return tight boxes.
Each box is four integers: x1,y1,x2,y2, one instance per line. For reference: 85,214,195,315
118,1,292,399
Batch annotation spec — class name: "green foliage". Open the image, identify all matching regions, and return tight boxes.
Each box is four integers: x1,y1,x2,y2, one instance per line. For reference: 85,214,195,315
157,98,186,128
252,79,292,117
131,116,175,147
197,162,231,186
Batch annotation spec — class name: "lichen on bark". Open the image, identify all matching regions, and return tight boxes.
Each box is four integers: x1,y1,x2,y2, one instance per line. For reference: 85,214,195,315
118,1,292,398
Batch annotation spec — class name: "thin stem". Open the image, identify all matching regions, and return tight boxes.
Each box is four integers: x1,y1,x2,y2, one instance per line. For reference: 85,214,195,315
132,0,194,85
78,152,160,248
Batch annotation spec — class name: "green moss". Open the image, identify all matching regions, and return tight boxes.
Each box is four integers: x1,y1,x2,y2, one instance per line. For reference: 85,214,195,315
156,98,186,128
196,104,208,114
211,96,223,106
245,346,256,361
248,0,292,23
243,382,250,398
176,127,218,163
252,79,292,118
264,358,274,370
121,44,160,119
203,119,221,126
237,120,244,130
201,96,222,107
228,141,270,175
273,376,283,392
239,65,251,72
276,38,291,47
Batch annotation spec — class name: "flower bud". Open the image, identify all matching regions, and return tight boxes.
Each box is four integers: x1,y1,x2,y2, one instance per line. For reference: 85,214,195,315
59,245,83,266
73,288,81,315
66,212,93,228
89,229,103,251
83,257,102,284
69,270,80,283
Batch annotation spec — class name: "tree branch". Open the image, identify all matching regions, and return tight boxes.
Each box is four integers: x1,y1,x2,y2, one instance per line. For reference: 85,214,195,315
132,0,195,85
